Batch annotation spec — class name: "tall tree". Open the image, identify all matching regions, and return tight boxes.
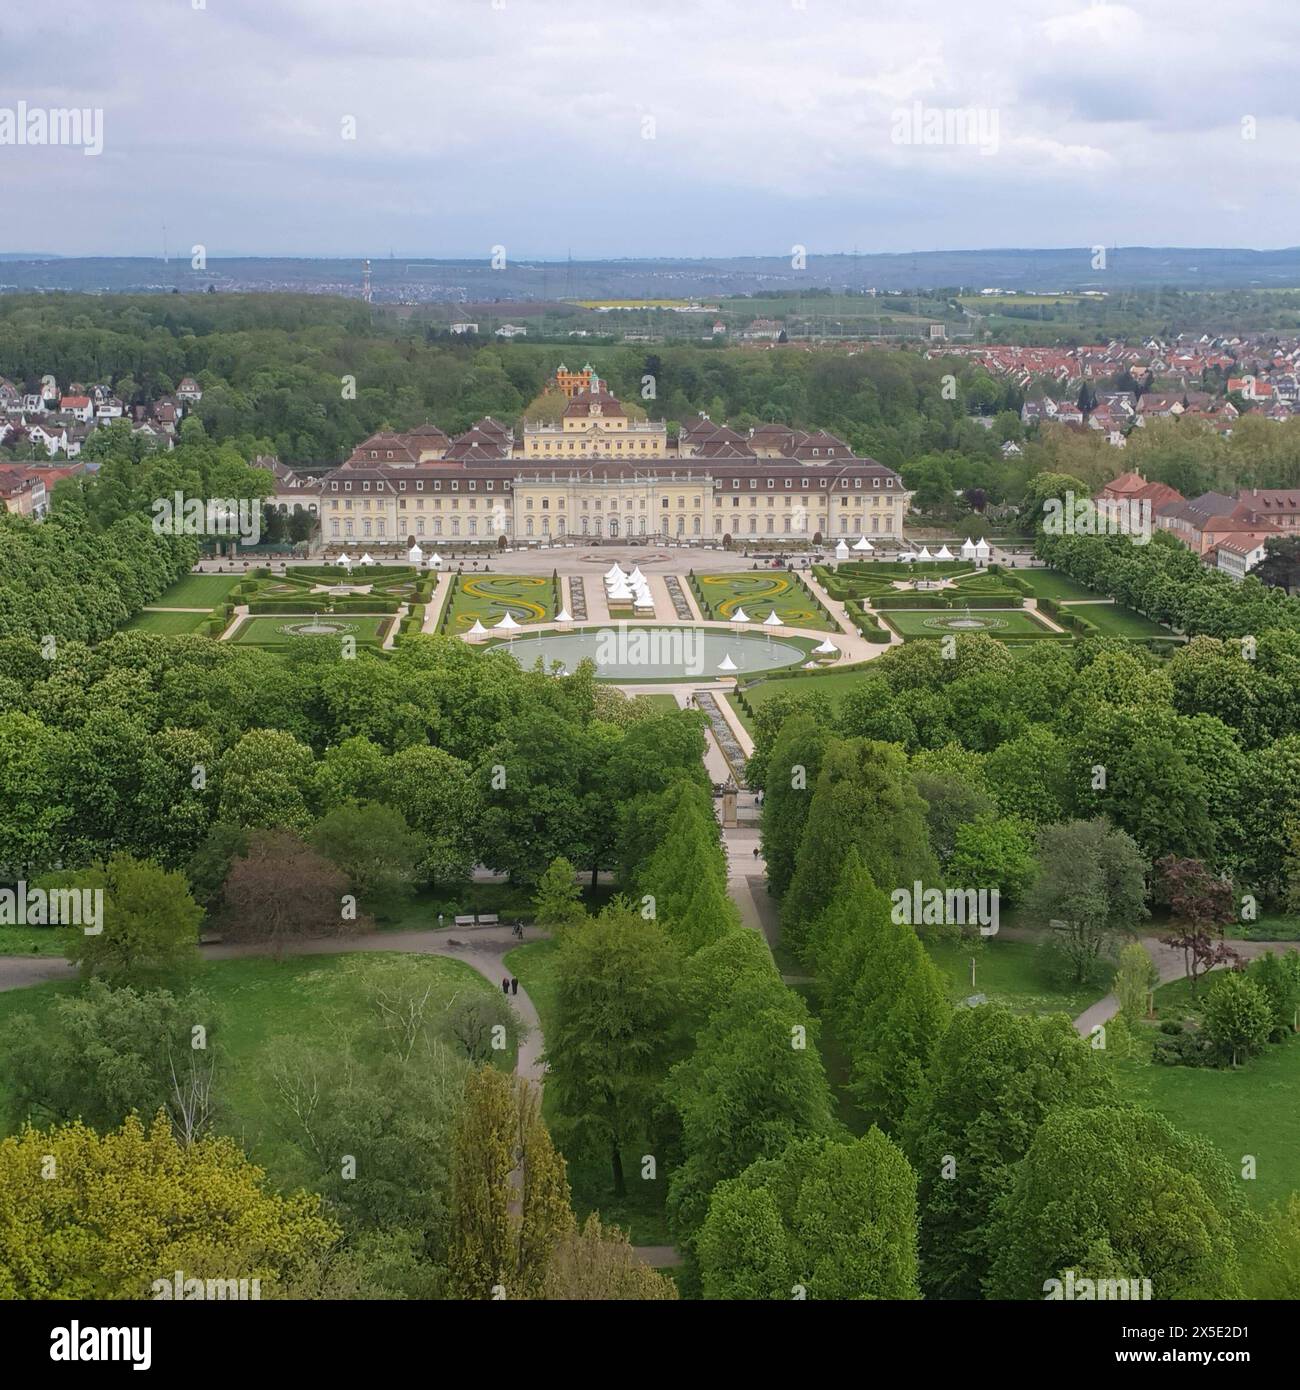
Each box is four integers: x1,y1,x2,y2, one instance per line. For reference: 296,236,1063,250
545,904,683,1196
699,1131,920,1300
987,1105,1256,1300
63,854,202,987
446,1067,572,1301
760,712,830,898
901,1005,1115,1299
1157,854,1239,995
0,1114,337,1299
1026,819,1148,984
783,738,938,952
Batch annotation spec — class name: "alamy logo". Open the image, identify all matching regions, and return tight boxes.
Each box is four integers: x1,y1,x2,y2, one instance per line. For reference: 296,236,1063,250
151,1269,262,1300
890,880,999,936
0,102,103,156
1041,491,1152,545
0,881,102,934
50,1323,151,1370
595,623,704,676
890,102,999,156
151,492,262,545
1043,1269,1153,1301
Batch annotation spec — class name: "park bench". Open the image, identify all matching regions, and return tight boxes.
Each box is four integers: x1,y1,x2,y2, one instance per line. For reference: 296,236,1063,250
476,913,499,925
453,914,475,927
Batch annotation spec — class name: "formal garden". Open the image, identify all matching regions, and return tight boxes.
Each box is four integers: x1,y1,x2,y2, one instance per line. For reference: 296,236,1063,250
688,570,836,630
439,573,559,632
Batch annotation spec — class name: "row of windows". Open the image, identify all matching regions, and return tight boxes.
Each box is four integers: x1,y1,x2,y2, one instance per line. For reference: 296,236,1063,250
331,478,508,494
327,474,894,496
328,513,898,540
328,492,894,512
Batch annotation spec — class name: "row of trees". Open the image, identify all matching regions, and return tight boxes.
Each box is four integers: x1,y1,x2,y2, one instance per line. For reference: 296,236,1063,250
1038,523,1300,643
748,628,1300,901
0,631,707,894
754,717,1298,1297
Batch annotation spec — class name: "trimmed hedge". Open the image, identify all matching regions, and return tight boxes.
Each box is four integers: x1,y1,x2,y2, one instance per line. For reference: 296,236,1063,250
246,597,402,615
874,592,1023,610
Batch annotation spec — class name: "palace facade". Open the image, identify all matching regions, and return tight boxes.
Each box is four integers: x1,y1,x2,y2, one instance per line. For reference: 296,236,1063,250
274,381,910,548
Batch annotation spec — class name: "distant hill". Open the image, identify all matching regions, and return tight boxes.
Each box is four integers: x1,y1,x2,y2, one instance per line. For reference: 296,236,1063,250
2,248,1300,298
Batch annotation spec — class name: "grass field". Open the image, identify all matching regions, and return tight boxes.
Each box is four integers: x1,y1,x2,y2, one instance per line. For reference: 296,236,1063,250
925,938,1106,1018
633,693,684,711
0,953,506,1189
879,608,1056,639
151,574,241,607
0,926,75,956
693,572,833,630
1115,976,1300,1208
1062,601,1171,638
738,667,878,712
231,615,390,646
124,609,213,635
445,574,556,631
1008,568,1106,602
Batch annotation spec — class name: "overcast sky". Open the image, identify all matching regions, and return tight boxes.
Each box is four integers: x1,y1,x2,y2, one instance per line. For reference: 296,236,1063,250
4,0,1297,258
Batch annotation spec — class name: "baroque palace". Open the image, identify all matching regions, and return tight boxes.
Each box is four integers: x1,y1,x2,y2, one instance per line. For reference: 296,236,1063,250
273,369,911,548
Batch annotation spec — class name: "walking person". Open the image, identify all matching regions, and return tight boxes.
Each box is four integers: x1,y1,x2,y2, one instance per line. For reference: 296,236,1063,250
511,978,519,996
502,977,510,994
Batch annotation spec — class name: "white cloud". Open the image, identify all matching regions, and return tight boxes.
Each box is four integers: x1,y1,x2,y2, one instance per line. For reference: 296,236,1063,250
3,0,1299,254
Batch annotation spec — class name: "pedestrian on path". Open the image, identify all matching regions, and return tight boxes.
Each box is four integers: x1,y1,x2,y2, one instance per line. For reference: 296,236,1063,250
502,978,510,994
753,846,761,860
511,978,519,996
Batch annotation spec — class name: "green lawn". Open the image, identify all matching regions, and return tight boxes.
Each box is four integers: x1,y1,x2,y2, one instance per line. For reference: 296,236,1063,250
1062,601,1171,639
693,571,833,631
0,953,504,1192
150,574,241,607
505,938,672,1244
230,614,390,646
633,693,684,711
0,925,76,956
445,574,556,632
124,609,213,635
738,667,879,713
925,937,1106,1017
1010,569,1106,602
879,608,1058,640
1117,980,1300,1209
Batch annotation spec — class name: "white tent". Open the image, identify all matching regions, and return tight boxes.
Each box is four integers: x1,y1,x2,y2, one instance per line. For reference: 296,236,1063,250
608,580,633,600
853,536,873,552
960,537,978,559
555,607,573,624
763,610,782,627
359,553,376,567
835,539,851,560
334,553,352,567
935,544,954,561
429,552,443,568
814,637,839,654
466,619,488,638
605,564,624,582
917,546,933,561
974,537,991,557
407,544,424,564
494,612,520,632
628,567,645,585
731,606,751,624
717,654,738,672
